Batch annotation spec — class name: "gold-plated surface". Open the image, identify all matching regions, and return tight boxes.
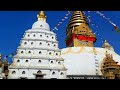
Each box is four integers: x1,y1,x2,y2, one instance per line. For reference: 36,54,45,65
66,11,96,47
37,11,46,21
101,54,120,79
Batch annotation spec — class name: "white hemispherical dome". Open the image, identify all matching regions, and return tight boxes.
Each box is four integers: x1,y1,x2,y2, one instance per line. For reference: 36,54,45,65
61,47,120,76
32,20,50,30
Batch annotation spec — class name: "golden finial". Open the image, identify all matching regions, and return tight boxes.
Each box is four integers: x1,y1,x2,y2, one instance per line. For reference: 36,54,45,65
67,11,87,28
37,11,46,22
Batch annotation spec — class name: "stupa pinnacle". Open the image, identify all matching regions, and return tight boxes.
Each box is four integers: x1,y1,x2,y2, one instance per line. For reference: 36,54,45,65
66,11,96,47
67,11,87,29
37,11,46,22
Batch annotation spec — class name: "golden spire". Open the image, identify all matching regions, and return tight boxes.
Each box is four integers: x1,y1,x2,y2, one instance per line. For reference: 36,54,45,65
65,11,96,47
67,11,87,29
37,11,46,22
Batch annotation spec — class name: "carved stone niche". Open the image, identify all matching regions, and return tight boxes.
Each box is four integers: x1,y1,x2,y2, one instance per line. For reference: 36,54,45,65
33,70,46,79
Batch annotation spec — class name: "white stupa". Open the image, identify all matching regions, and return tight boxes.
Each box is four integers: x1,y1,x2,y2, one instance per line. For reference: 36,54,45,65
61,11,120,79
8,11,67,79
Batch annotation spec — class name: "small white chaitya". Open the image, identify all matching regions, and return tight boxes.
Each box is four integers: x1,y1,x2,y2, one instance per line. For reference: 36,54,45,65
8,11,67,79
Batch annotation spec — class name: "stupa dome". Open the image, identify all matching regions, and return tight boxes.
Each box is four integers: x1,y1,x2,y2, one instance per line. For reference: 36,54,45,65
32,20,50,30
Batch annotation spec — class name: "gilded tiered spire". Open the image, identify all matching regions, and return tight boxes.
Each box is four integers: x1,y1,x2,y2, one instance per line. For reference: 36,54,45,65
67,11,87,29
37,11,46,22
65,11,96,47
101,54,120,79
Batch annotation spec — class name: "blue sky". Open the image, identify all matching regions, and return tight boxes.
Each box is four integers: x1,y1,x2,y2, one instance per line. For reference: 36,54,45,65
0,11,120,63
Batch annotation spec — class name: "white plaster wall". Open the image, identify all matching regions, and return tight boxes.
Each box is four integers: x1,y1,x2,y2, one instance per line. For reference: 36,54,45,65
34,41,40,48
42,41,47,48
25,49,33,58
52,42,58,49
30,33,37,39
45,34,57,42
50,35,56,41
24,32,32,39
55,43,58,49
32,49,47,58
58,71,67,79
19,33,58,49
8,69,51,79
29,59,49,68
11,58,22,67
28,33,32,39
39,70,50,79
57,61,65,69
19,69,29,78
20,59,31,68
28,41,36,48
28,69,50,79
17,49,26,57
39,33,46,40
27,69,36,79
49,59,57,69
53,43,58,49
45,34,51,41
61,51,96,75
17,44,60,58
50,70,59,79
35,41,46,48
8,69,19,79
46,42,52,49
54,51,60,58
30,59,38,64
48,51,55,58
26,29,55,34
20,40,29,48
61,47,120,76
